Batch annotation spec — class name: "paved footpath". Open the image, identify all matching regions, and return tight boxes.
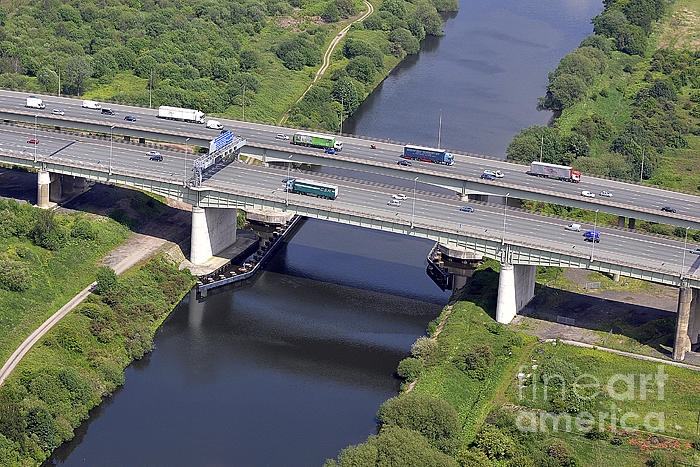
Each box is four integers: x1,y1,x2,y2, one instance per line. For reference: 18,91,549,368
0,233,167,386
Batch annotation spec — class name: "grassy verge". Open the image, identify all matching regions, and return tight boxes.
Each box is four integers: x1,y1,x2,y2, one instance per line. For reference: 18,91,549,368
0,203,129,366
0,254,196,464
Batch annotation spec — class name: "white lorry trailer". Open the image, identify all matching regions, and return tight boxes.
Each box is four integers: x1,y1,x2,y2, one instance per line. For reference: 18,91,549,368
157,106,205,124
25,96,45,109
529,162,581,183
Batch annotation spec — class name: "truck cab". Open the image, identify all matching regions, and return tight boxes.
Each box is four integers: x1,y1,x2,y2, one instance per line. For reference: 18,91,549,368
334,141,343,151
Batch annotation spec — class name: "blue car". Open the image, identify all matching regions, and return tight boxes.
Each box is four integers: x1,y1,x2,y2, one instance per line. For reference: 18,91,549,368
325,148,337,154
583,230,600,243
480,173,495,180
124,115,137,121
459,206,474,213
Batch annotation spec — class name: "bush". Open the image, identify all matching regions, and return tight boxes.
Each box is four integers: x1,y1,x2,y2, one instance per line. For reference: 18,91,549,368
70,218,96,241
377,392,460,453
546,439,576,466
95,266,118,295
411,336,438,362
397,357,423,381
474,425,515,460
0,257,30,292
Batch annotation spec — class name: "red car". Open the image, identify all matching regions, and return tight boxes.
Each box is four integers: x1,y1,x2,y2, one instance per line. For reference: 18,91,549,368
27,139,39,144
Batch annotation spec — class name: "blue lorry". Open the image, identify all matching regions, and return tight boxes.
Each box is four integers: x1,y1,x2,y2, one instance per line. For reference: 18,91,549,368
402,145,454,165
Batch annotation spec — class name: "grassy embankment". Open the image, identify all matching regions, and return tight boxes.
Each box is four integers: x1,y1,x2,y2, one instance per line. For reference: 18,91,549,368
326,260,700,465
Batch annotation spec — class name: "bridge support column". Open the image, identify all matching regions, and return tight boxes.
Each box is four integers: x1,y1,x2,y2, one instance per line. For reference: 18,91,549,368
617,216,625,228
496,263,536,324
672,287,698,361
612,273,621,282
37,170,50,208
190,206,237,265
628,218,636,230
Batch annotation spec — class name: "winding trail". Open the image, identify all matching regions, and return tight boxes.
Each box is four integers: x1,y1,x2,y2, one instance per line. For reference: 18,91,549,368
279,0,374,125
0,233,167,386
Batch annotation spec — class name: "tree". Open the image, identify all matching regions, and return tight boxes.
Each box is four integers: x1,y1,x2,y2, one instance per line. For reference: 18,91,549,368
416,1,442,36
506,126,561,164
579,34,612,56
377,393,459,453
379,0,406,19
615,24,647,55
322,2,339,22
543,74,587,110
96,266,118,295
346,56,375,83
552,52,597,85
32,209,66,250
591,10,629,38
335,0,357,17
396,357,423,381
37,68,59,93
239,49,260,71
389,28,420,55
331,76,360,112
63,56,92,95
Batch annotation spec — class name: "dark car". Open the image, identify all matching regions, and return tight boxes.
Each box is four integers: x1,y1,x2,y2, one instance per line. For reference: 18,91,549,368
124,115,136,121
459,206,474,213
397,160,412,167
101,108,115,115
325,148,337,154
661,206,676,213
147,150,162,161
480,173,496,181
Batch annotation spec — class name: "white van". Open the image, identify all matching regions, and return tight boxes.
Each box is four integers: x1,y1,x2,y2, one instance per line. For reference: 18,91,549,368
565,223,581,232
206,120,224,130
82,100,101,110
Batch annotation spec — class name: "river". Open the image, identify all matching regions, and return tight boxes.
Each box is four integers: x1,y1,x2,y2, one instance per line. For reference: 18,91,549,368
344,0,604,157
46,0,601,464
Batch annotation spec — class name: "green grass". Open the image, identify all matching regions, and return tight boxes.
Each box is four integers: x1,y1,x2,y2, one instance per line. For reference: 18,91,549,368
84,73,149,102
410,260,538,444
0,254,196,464
0,214,129,366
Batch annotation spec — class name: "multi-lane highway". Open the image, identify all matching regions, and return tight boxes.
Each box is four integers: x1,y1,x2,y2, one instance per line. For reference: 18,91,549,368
1,89,698,226
3,123,698,278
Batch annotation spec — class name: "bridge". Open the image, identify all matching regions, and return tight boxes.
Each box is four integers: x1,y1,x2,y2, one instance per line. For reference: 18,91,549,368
0,119,699,361
1,89,698,230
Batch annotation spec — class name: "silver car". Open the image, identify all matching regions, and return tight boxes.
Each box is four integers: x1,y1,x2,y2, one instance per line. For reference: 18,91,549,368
276,134,290,140
52,108,64,116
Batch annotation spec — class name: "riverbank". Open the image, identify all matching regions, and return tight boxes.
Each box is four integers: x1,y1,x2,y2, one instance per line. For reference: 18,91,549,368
0,253,196,464
325,260,700,466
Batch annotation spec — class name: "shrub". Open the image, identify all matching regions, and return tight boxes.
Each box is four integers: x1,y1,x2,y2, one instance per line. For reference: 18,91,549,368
475,425,515,460
411,336,438,362
95,266,118,295
546,439,576,466
70,218,96,241
396,357,423,381
377,392,459,453
0,257,30,292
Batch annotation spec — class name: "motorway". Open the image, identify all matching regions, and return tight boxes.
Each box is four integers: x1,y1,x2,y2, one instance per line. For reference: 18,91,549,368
0,90,699,223
3,123,699,278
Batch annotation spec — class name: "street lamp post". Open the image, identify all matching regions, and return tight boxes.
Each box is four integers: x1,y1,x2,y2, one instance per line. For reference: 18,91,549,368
681,226,689,277
411,176,418,229
285,155,293,208
242,84,246,122
640,145,645,181
501,192,510,245
109,125,115,175
591,209,599,261
184,137,190,186
33,115,38,162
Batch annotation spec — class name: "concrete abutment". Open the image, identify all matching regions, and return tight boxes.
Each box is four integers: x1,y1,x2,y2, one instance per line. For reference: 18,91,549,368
673,287,700,361
496,263,536,324
190,206,238,265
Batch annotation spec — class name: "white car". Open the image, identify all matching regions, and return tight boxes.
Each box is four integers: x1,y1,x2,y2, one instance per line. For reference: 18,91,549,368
690,248,700,255
275,134,290,140
392,194,408,201
51,108,64,116
581,191,596,198
599,190,613,197
565,223,581,232
387,199,401,207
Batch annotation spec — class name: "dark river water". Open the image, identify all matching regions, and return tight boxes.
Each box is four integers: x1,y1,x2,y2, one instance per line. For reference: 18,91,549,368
344,0,604,157
47,0,602,464
47,220,450,466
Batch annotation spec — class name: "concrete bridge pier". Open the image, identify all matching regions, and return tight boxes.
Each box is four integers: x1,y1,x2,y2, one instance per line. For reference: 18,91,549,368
495,263,536,324
190,206,238,265
673,287,700,361
37,169,51,208
49,174,91,203
618,216,625,228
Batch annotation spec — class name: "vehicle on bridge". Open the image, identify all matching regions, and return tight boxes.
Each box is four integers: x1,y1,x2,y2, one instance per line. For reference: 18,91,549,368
25,96,45,109
402,145,454,165
583,230,600,242
82,100,101,110
157,105,205,124
283,178,338,200
206,119,224,130
528,161,581,183
291,132,343,151
483,169,504,178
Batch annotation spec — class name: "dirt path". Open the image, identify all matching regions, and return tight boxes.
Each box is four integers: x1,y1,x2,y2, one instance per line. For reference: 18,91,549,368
279,0,374,125
0,232,170,386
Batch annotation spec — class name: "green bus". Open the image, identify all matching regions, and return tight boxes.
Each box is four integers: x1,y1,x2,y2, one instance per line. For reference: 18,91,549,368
283,178,338,200
292,131,343,151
